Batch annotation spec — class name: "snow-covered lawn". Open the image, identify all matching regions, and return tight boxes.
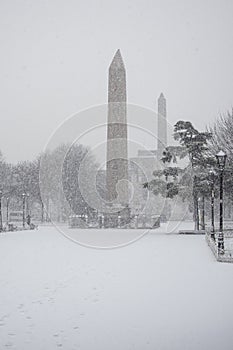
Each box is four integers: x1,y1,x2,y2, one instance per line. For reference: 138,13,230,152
1,223,233,350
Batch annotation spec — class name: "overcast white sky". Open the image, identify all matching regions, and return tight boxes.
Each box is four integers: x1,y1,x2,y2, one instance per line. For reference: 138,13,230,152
1,0,233,163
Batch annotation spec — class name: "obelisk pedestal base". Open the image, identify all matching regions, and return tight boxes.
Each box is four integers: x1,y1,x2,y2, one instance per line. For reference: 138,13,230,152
103,205,131,228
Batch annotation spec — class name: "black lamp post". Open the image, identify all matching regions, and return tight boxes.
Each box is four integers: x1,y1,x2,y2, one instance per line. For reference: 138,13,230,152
68,198,72,211
26,193,30,217
0,190,3,232
216,150,227,254
22,193,26,229
209,170,216,239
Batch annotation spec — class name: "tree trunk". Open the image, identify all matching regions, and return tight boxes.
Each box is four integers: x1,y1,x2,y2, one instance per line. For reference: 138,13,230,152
46,197,50,222
193,176,199,231
193,194,199,231
200,196,205,230
41,201,44,223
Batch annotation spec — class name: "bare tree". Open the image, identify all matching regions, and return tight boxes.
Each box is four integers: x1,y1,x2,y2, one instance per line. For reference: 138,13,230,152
208,109,233,159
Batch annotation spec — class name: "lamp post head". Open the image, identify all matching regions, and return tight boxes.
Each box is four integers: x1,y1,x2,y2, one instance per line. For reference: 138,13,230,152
216,150,227,170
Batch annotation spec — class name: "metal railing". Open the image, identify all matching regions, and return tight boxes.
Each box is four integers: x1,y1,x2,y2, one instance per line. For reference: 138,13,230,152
206,228,233,263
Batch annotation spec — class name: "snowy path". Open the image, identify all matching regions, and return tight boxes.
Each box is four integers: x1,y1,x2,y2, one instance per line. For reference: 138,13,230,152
0,225,233,349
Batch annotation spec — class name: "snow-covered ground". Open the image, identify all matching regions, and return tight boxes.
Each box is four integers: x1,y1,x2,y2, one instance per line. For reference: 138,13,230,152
1,223,233,350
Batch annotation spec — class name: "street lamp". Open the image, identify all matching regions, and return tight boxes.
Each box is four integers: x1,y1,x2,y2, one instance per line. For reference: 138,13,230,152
0,190,3,232
6,197,10,226
22,193,26,229
216,150,227,254
26,193,30,216
209,170,216,239
68,198,72,216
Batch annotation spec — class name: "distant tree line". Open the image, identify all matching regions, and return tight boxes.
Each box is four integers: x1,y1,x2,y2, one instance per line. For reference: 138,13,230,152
0,144,103,223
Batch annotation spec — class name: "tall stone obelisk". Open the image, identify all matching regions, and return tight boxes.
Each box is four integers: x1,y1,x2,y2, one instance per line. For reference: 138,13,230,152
106,49,128,204
157,93,167,160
